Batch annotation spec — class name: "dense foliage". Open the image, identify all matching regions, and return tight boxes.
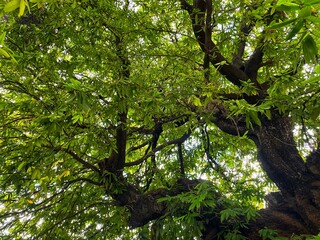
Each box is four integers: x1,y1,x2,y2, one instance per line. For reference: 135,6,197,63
0,0,320,239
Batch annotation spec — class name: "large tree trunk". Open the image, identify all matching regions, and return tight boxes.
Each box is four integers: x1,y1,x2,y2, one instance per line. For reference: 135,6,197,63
202,115,320,239
252,116,320,233
108,114,320,239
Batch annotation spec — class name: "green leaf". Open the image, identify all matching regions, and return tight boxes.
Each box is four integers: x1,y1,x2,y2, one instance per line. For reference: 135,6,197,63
18,0,26,17
0,32,6,45
302,34,318,63
192,96,202,107
276,2,300,11
298,6,312,18
268,18,297,29
265,110,271,120
72,114,83,124
301,76,320,85
306,16,320,24
303,0,320,6
17,161,27,171
286,20,304,40
310,106,320,121
0,48,10,58
249,112,262,126
4,0,20,12
31,169,41,179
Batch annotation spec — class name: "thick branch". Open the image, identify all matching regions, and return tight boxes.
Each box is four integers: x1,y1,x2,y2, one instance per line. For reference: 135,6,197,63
244,45,264,83
115,177,314,238
232,3,259,69
205,100,248,136
115,113,128,171
99,33,130,176
181,0,249,87
114,178,203,228
232,23,254,69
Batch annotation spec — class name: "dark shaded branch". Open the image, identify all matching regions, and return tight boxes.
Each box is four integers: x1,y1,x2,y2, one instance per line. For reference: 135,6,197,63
180,0,249,87
203,0,212,83
62,148,100,173
180,0,193,13
128,114,189,135
127,141,150,153
114,178,203,228
201,126,230,184
232,2,260,69
115,113,128,171
306,147,320,176
232,22,254,68
177,142,185,176
151,121,163,167
143,121,164,190
99,32,130,176
124,130,192,167
205,100,248,136
244,45,264,83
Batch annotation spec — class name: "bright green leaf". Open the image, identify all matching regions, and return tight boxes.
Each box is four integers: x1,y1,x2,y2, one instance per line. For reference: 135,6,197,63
276,2,300,11
31,169,41,179
249,112,262,126
4,0,20,12
193,96,202,107
0,48,10,58
268,18,297,29
18,0,26,17
17,161,27,171
0,32,6,45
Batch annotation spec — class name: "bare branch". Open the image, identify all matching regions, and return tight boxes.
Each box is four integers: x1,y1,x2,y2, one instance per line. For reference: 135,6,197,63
205,100,248,136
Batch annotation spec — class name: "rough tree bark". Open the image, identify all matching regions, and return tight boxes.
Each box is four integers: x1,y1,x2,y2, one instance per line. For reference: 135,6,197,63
98,1,320,239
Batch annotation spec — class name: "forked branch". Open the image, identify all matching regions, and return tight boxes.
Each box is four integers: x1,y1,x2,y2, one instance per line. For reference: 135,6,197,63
180,0,249,87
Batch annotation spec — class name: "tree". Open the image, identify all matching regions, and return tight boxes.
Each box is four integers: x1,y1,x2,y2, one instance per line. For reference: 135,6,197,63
1,0,320,239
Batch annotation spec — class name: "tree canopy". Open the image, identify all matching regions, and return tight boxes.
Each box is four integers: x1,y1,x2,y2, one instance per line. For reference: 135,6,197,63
1,0,320,239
